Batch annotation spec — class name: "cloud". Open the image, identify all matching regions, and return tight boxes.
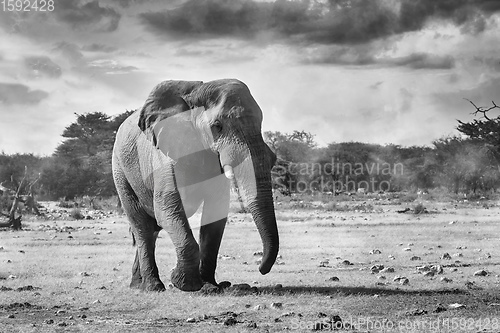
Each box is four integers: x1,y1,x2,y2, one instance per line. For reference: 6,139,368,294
56,0,121,32
87,59,138,74
82,43,118,53
0,83,49,105
302,44,456,69
138,0,500,45
175,48,214,57
386,53,455,70
24,56,62,78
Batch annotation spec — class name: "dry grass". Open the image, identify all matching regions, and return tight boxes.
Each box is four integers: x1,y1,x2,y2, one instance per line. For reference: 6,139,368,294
1,195,500,332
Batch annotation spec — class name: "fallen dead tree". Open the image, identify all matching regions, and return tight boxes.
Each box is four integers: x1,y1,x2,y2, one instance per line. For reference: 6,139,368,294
0,167,41,230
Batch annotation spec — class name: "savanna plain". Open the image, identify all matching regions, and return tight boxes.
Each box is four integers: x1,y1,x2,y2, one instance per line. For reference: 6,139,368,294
1,192,500,333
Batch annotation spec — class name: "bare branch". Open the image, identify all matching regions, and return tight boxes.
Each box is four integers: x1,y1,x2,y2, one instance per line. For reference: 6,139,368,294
465,98,500,121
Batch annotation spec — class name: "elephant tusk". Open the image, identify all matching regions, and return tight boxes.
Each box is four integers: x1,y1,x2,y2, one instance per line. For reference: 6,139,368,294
223,165,234,179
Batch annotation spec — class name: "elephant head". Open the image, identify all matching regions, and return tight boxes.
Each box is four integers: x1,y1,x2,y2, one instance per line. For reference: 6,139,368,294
138,79,279,275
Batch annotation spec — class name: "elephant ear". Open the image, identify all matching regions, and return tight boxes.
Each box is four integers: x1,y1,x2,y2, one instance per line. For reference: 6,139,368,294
138,80,204,162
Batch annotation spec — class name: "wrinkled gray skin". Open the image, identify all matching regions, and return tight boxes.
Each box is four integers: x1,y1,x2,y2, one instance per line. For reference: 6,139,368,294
112,79,279,292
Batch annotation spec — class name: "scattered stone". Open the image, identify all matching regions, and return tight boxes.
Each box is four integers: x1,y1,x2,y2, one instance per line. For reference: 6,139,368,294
400,278,409,285
80,272,90,277
474,270,488,277
434,304,447,313
393,276,409,285
440,277,453,283
369,249,382,254
318,259,330,267
370,265,385,274
442,253,452,260
246,322,257,328
406,309,427,316
270,302,283,309
224,317,238,326
186,317,196,323
253,251,263,256
410,256,421,261
465,281,482,290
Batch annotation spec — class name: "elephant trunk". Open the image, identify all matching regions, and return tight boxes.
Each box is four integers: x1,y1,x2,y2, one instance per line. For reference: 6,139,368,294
220,140,279,275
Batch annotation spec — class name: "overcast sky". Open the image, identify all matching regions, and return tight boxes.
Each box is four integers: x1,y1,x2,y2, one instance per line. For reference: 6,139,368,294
1,0,499,155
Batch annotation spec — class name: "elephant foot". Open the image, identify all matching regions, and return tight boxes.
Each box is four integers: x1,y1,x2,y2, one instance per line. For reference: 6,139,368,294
137,277,165,292
171,266,203,291
130,277,142,289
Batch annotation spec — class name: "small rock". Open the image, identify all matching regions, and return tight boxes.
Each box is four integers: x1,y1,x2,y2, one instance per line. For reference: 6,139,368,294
377,275,386,280
253,251,263,256
7,314,15,318
186,317,196,323
388,255,396,260
270,302,283,309
410,256,421,261
341,260,352,265
403,248,411,252
448,303,466,309
58,322,67,327
400,278,409,285
274,283,283,289
440,277,453,283
45,319,54,324
327,276,339,282
423,271,435,277
369,249,382,254
474,270,488,276
442,253,452,260
92,299,100,304
80,272,90,277
8,275,16,279
380,267,395,273
247,322,257,328
370,264,384,273
434,304,447,313
254,304,266,310
224,317,237,326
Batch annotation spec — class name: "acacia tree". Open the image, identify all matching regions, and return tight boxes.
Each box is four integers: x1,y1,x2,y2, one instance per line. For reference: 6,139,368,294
457,100,500,161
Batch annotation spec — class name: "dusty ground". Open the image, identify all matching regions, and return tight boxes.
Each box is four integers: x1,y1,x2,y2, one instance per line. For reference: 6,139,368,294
1,195,500,332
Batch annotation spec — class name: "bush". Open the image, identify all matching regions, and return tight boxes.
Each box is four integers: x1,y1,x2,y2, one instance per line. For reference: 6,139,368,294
70,208,84,220
413,203,427,214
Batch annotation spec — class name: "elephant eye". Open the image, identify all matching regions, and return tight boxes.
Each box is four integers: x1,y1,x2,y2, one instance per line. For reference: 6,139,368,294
211,120,223,135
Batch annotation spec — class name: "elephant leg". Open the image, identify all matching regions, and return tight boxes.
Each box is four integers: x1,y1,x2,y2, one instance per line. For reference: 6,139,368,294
114,168,165,291
199,176,230,286
130,229,164,291
155,191,203,292
199,218,227,285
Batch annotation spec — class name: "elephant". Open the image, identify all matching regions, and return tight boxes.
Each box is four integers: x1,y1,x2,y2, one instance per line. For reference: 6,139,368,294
112,79,279,292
